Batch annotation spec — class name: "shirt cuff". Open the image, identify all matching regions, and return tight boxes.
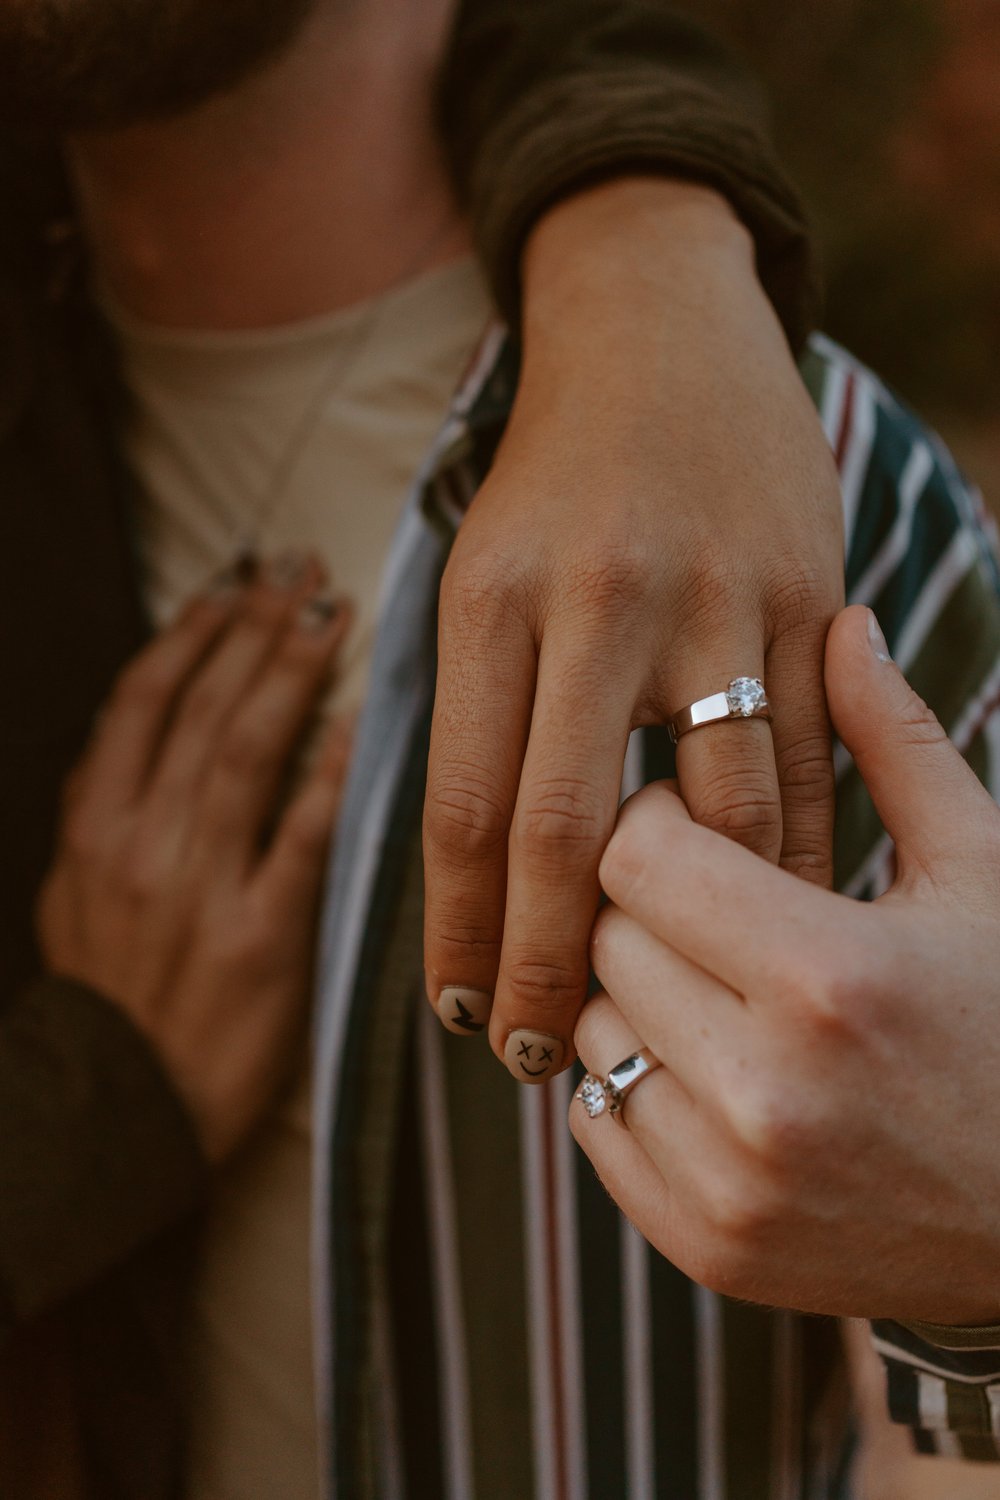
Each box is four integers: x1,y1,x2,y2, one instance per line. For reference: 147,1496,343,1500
899,1318,1000,1352
0,975,208,1328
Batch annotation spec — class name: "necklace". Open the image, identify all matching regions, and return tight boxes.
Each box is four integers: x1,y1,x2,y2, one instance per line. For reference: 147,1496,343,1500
228,208,463,566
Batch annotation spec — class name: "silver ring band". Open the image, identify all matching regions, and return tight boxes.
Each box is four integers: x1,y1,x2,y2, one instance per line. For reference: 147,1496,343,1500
576,1047,662,1125
667,676,772,744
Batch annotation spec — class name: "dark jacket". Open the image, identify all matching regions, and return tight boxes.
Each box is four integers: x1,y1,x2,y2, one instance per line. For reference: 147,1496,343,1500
0,3,815,1494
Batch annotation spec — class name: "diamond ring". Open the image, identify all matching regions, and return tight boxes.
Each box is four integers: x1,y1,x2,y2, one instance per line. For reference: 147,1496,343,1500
667,676,771,744
576,1048,662,1128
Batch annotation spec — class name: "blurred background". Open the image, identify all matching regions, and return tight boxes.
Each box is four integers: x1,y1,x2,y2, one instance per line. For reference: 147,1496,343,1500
698,0,1000,511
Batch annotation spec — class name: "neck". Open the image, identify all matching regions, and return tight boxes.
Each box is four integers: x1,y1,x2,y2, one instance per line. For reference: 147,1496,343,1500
66,0,469,330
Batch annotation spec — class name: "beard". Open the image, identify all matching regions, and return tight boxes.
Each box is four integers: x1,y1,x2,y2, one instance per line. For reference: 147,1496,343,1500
0,0,318,132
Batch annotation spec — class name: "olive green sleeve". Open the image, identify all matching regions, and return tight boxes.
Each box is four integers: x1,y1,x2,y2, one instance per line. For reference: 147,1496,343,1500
0,976,207,1336
437,0,819,353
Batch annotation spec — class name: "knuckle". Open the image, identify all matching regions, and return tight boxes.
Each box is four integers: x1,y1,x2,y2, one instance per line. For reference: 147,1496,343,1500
780,842,833,885
283,806,333,866
693,770,781,857
514,777,607,866
728,1079,817,1173
431,915,501,968
202,924,260,974
559,545,651,622
177,678,223,731
776,735,834,799
504,954,586,1013
425,766,510,864
675,545,753,632
440,549,525,635
764,561,839,630
218,719,271,779
119,847,169,905
794,951,874,1040
112,653,175,710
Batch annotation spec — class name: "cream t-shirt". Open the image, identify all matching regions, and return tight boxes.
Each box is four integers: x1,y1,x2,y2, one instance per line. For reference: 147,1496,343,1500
106,257,491,1500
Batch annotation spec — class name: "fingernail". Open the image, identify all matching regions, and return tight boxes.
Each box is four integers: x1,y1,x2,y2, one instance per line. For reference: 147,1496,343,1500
436,987,492,1036
266,550,313,592
297,592,340,634
504,1030,564,1084
867,610,892,663
208,553,256,597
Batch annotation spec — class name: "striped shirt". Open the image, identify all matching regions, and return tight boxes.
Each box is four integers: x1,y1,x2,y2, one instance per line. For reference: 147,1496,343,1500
309,327,1000,1499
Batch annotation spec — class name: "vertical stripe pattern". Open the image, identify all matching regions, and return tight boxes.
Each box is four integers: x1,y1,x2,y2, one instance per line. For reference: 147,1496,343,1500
311,329,1000,1499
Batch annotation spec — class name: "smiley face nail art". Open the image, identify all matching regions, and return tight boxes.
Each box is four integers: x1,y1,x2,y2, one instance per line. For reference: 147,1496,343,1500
504,1030,564,1084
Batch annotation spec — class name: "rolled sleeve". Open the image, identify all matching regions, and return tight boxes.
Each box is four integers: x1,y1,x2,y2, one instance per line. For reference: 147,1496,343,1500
438,0,820,352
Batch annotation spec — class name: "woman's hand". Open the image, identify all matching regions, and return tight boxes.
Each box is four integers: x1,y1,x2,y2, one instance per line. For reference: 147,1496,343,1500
37,562,351,1164
573,604,1000,1327
424,177,844,1081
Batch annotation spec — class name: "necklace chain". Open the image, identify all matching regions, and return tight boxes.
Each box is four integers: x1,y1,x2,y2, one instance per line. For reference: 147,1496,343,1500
232,209,463,559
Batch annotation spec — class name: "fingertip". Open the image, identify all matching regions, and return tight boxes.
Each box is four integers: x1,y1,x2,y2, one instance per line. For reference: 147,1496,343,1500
433,985,493,1037
825,604,881,673
825,605,907,749
600,780,687,894
501,1028,566,1084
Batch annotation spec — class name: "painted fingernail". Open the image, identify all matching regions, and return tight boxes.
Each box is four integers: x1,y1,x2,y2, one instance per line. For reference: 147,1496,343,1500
208,553,256,598
297,593,340,634
436,987,492,1036
504,1030,564,1084
867,609,892,663
266,549,314,592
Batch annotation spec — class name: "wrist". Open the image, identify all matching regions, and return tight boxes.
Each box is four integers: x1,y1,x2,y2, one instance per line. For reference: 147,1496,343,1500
522,176,754,329
515,175,789,416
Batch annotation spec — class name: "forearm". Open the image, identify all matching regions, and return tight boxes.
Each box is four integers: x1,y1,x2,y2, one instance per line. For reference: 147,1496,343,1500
0,976,207,1335
516,176,791,402
438,0,819,350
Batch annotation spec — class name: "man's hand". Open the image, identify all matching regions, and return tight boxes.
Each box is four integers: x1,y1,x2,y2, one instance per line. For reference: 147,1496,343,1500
573,605,1000,1327
423,178,844,1080
37,563,351,1163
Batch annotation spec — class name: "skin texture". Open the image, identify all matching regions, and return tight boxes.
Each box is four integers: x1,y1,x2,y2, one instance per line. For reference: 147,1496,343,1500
37,563,352,1163
572,605,1000,1327
55,2,846,1090
424,178,845,1080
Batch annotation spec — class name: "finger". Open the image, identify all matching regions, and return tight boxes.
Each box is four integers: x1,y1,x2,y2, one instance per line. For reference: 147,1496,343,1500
766,624,836,887
423,591,536,1037
571,992,749,1287
488,636,637,1081
589,904,749,1098
73,584,241,817
826,606,997,883
259,713,355,908
599,782,839,995
671,647,783,865
143,556,326,818
196,599,350,863
573,991,701,1176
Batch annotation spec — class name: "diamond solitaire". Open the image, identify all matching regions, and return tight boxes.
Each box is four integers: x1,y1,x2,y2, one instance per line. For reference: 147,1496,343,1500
576,1074,608,1118
667,675,772,742
726,676,767,716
